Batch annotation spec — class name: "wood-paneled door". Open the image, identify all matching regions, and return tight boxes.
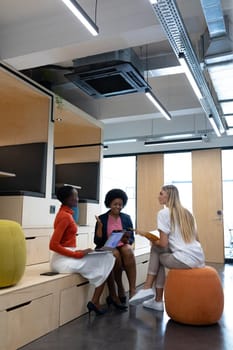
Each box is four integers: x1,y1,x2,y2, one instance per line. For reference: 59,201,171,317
137,153,164,231
192,149,224,263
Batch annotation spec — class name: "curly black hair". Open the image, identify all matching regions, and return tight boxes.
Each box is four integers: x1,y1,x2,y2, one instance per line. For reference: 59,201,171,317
104,188,128,208
56,185,74,204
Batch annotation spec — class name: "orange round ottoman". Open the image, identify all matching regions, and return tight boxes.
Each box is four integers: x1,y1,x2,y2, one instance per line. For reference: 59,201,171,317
164,266,224,325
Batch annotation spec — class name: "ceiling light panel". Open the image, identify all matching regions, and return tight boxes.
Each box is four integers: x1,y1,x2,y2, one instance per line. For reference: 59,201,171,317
220,101,233,115
208,62,233,100
225,115,233,127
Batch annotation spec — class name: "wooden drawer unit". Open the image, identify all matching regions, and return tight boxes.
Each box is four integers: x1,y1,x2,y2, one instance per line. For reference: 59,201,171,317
0,294,55,350
26,235,50,265
135,253,149,286
136,259,149,286
121,253,149,291
59,281,94,325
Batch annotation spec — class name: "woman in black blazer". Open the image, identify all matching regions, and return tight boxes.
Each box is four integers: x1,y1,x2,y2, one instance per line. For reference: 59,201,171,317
94,189,136,307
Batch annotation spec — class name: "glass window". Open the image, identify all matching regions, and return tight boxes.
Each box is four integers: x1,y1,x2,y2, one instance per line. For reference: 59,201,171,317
101,156,136,226
164,152,192,212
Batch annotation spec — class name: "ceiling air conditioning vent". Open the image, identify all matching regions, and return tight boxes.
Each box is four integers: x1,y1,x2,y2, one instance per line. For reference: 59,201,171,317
65,49,148,98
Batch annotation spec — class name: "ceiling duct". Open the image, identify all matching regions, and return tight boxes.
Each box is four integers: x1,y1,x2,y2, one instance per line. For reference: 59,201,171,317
200,0,226,38
199,0,233,128
149,0,225,133
65,49,149,98
200,0,232,57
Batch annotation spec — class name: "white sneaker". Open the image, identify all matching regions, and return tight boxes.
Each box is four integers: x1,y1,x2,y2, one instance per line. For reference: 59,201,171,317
129,288,155,305
143,298,164,311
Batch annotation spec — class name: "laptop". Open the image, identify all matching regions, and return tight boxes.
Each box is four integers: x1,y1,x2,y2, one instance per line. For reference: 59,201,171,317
88,230,124,254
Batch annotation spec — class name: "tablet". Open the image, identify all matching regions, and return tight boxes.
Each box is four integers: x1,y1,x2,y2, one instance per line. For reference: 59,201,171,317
103,230,124,249
89,230,124,254
88,250,111,255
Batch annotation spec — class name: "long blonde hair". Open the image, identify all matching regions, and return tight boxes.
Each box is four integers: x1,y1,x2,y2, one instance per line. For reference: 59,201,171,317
162,185,196,243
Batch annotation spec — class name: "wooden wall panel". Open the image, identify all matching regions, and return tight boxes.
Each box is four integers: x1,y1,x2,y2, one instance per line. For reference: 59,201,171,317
55,146,101,164
54,125,101,147
0,98,50,146
192,149,224,263
137,153,164,231
0,68,50,146
54,104,102,147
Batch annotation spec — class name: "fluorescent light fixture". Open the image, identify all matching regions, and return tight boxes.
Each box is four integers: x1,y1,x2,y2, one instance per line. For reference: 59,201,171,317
61,0,99,36
144,137,203,146
162,133,193,140
64,183,82,189
219,121,225,134
104,138,137,145
145,88,172,120
178,53,203,100
149,0,158,4
208,115,221,137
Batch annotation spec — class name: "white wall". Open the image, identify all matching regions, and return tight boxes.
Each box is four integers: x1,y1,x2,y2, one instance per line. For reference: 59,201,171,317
103,113,233,155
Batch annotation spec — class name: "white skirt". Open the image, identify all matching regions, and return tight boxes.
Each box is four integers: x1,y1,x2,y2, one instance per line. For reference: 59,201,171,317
50,248,115,287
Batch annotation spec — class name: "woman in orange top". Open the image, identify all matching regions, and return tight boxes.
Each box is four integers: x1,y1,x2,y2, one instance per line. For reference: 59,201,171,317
49,186,115,315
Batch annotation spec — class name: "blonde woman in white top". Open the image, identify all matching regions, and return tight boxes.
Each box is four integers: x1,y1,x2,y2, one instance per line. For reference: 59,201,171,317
129,185,205,311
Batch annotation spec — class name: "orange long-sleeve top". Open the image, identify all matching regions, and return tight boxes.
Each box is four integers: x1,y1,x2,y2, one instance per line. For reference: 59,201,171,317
49,205,84,259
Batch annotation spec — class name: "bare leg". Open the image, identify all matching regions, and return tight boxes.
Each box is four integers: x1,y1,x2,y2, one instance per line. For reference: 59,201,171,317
142,271,163,301
128,246,166,304
107,272,118,299
155,287,163,302
91,283,105,307
107,249,122,303
113,249,125,298
143,273,157,289
118,245,136,298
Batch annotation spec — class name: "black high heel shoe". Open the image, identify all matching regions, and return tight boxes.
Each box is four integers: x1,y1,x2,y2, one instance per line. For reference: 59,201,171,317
87,301,107,316
119,296,127,304
106,296,128,310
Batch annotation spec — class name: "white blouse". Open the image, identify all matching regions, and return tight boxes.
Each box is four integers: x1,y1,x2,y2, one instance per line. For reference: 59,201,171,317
157,207,205,268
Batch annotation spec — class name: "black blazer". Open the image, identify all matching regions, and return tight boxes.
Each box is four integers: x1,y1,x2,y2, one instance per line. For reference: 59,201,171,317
94,211,134,248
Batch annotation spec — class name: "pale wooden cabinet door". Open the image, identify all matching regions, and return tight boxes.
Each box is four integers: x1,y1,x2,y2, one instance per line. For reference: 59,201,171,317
137,154,164,231
192,149,224,263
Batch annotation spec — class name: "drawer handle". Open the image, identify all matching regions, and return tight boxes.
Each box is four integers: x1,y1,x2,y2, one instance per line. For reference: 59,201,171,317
76,281,89,287
142,260,148,264
6,301,32,312
25,237,36,240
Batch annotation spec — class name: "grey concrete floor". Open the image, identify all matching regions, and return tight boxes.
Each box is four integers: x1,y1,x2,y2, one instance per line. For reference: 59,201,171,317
20,263,233,350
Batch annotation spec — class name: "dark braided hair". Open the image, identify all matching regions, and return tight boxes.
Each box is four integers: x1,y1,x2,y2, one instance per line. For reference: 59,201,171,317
56,185,74,204
104,189,128,208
